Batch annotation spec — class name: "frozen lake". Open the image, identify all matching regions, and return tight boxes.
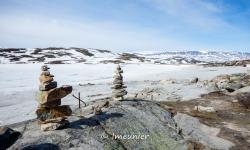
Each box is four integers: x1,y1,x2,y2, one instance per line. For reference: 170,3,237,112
0,63,248,125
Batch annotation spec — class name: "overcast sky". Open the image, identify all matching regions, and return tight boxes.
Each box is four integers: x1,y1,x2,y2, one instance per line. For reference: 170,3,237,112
0,0,249,52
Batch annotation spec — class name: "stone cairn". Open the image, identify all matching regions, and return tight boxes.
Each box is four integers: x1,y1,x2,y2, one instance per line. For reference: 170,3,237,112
36,65,73,131
111,65,127,100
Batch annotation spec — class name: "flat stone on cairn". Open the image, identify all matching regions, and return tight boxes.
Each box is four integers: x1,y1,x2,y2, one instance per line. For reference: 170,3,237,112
111,65,127,100
36,65,73,131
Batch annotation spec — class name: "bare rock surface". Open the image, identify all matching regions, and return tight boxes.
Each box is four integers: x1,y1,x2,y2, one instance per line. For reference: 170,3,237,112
160,90,250,150
230,86,250,95
174,113,234,150
8,100,188,150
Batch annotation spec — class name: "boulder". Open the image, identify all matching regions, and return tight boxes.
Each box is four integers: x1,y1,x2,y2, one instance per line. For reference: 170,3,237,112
212,74,230,83
39,74,54,84
194,105,215,113
0,127,21,149
190,77,199,84
225,82,244,92
39,81,57,91
36,105,72,121
236,92,250,109
230,86,250,95
38,86,72,104
40,119,69,131
229,75,242,82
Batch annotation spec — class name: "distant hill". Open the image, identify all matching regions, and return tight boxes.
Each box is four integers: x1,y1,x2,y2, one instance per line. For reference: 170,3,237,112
1,47,250,65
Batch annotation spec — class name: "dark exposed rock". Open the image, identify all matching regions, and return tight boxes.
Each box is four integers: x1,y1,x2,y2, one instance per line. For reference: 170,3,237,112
118,53,145,62
77,59,86,63
9,57,21,62
95,49,111,53
47,60,65,64
0,127,21,149
99,60,125,64
43,54,56,58
20,55,34,58
42,47,65,50
75,48,94,56
0,48,25,53
28,57,46,62
22,143,60,150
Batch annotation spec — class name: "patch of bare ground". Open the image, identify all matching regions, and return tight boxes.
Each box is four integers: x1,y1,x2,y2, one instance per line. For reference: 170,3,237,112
160,91,250,149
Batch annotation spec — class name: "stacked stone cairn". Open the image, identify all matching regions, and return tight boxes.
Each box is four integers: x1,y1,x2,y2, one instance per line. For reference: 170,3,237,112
111,65,127,100
36,65,73,131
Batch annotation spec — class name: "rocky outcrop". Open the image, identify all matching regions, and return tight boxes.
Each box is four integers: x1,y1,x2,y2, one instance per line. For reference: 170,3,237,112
9,100,188,150
211,73,250,92
174,113,235,150
230,86,250,95
37,65,73,131
111,65,127,100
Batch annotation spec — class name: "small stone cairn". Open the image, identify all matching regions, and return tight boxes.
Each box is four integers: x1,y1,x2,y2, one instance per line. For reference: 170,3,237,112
36,65,73,131
111,65,127,100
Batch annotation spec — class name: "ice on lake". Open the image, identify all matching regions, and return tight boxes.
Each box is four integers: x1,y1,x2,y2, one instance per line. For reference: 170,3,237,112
0,63,248,125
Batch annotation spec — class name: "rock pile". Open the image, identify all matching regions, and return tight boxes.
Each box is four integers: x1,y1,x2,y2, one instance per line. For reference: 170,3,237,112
36,65,73,131
111,65,127,100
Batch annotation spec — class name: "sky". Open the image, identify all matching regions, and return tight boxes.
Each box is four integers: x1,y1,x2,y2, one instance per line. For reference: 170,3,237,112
0,0,249,52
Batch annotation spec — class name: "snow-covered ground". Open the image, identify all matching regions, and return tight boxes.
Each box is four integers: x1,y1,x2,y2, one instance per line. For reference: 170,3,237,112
1,48,250,64
0,63,249,125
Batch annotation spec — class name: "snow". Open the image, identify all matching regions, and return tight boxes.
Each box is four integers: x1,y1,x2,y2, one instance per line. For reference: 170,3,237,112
0,63,248,125
1,48,250,64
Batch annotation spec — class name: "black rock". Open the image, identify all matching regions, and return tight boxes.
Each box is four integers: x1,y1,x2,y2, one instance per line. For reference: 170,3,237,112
0,127,21,150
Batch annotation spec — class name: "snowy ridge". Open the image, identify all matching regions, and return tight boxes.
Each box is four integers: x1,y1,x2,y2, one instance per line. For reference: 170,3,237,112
0,47,250,64
145,51,250,63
